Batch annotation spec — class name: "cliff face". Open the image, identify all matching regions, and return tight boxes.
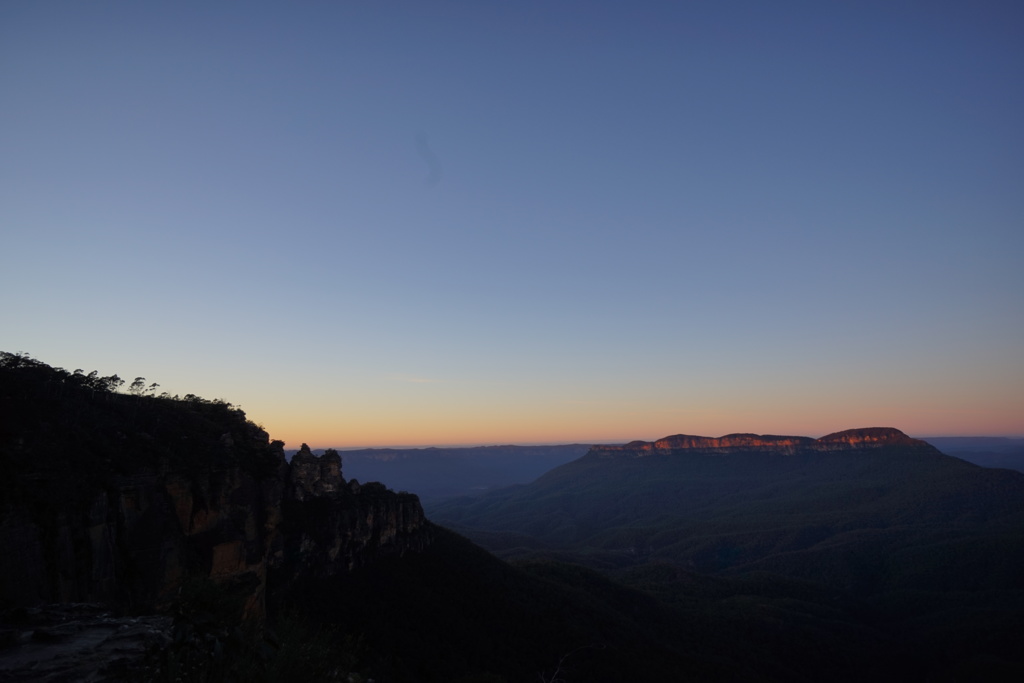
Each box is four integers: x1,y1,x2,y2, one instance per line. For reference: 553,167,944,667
0,440,431,621
594,427,936,457
0,361,432,620
287,445,344,501
0,430,283,617
271,445,431,592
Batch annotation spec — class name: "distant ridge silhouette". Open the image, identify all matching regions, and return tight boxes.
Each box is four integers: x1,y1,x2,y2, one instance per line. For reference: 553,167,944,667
603,427,928,456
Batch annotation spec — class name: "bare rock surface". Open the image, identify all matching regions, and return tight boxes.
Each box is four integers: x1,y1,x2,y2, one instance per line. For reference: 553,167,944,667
596,427,935,457
0,603,171,682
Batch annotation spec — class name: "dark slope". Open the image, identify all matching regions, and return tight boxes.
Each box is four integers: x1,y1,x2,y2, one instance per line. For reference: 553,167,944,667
286,525,941,683
286,526,709,682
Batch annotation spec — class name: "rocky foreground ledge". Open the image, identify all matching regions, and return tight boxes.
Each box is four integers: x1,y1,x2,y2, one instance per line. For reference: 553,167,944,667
592,427,936,457
0,604,171,682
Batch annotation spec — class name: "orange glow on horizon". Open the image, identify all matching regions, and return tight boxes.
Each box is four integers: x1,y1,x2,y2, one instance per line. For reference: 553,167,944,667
238,372,1024,449
257,410,1024,450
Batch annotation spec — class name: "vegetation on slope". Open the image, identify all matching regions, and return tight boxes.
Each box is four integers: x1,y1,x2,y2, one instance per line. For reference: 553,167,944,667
0,351,281,498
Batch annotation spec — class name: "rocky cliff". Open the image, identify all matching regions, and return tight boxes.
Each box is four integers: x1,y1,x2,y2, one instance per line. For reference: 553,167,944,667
272,445,430,595
593,427,936,457
0,355,431,624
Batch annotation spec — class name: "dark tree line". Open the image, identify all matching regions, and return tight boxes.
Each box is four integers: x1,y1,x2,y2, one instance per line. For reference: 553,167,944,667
1,352,235,407
1,351,124,395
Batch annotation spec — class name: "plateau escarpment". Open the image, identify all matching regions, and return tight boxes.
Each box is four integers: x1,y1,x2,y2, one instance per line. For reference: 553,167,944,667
597,427,933,457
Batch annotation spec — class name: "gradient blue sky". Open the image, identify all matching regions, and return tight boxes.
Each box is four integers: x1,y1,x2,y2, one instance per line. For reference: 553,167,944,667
3,1,1022,446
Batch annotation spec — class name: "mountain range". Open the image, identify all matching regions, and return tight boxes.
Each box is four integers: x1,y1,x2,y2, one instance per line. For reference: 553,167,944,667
433,428,1024,579
431,427,1024,679
311,434,1024,506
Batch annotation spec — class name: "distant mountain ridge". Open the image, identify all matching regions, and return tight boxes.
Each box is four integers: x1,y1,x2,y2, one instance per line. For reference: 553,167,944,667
433,426,1024,584
923,436,1024,473
430,426,1024,677
604,427,927,456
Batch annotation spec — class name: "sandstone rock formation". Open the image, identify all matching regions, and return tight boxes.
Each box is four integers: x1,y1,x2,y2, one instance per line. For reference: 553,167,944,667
0,415,431,624
594,427,935,457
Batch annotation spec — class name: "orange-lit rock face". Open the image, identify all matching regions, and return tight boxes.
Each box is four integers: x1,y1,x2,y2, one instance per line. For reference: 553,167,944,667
211,540,246,577
817,427,918,447
653,434,816,451
594,427,929,457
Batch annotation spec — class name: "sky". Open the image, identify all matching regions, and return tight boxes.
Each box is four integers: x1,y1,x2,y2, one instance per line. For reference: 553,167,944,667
2,1,1022,447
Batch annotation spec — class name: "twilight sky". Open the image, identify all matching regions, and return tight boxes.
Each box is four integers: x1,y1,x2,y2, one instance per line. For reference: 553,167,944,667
2,1,1022,447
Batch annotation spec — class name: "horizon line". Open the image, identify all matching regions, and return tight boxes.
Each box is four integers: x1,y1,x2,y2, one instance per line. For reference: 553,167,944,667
283,433,1024,451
